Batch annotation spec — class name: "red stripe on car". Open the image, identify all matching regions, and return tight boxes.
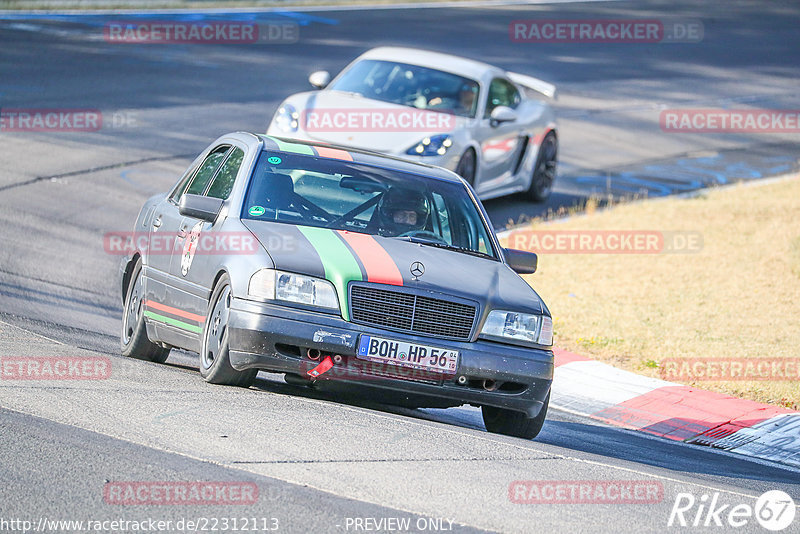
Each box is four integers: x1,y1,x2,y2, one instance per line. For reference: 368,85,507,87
337,231,404,286
314,146,354,161
144,300,205,323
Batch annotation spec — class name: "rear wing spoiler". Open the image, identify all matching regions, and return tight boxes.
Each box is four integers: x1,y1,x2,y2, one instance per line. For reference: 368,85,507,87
507,72,557,100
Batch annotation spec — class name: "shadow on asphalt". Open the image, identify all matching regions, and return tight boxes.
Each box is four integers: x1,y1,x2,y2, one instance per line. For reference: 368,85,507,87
246,373,800,492
537,420,800,490
483,190,589,230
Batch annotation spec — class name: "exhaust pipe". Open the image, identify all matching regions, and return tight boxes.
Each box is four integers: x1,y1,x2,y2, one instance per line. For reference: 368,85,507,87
333,354,343,364
306,348,321,361
482,379,499,392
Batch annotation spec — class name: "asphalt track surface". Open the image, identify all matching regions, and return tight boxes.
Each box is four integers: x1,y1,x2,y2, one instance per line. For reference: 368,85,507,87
1,1,799,532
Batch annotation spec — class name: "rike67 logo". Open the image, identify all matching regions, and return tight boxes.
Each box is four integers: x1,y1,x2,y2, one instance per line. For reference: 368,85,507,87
668,490,796,531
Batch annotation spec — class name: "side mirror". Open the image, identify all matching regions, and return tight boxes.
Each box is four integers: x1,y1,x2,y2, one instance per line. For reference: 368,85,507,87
308,70,331,90
490,106,518,126
504,248,537,274
179,194,223,223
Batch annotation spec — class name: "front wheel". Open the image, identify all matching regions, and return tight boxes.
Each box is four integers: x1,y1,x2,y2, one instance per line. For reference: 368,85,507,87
200,274,257,387
121,258,170,363
482,392,549,440
526,132,557,202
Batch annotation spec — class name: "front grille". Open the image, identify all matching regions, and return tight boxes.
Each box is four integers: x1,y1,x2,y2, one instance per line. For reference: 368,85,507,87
350,284,476,341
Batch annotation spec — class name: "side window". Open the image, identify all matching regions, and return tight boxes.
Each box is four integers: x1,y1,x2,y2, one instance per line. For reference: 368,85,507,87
169,163,199,203
207,147,245,200
484,78,520,118
184,145,230,197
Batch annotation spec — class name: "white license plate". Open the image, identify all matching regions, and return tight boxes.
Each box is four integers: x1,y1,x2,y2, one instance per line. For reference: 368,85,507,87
356,335,459,374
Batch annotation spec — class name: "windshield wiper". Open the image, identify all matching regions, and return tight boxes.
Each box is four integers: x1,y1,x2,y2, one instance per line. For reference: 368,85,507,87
394,235,495,260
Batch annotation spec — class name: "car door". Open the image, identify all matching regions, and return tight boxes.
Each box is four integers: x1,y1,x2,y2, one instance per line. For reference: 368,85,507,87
148,144,231,348
473,78,526,190
167,145,247,347
145,159,203,305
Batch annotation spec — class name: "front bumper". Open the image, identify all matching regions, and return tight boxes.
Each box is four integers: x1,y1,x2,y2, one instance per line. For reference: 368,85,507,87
228,298,553,417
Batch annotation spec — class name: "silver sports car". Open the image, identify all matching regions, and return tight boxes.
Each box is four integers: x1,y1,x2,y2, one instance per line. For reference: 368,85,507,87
268,47,558,202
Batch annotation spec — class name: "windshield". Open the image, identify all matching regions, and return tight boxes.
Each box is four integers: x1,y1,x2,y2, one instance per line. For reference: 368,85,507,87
329,59,480,118
242,150,497,259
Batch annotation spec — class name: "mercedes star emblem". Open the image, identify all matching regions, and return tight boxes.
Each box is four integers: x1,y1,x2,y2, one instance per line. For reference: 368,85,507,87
410,261,425,279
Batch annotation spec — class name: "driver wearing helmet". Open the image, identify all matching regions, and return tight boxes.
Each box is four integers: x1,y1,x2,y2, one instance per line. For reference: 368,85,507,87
458,82,478,115
377,187,431,237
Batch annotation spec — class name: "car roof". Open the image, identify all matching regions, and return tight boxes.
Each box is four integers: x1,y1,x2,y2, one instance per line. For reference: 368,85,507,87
257,134,464,184
356,47,503,81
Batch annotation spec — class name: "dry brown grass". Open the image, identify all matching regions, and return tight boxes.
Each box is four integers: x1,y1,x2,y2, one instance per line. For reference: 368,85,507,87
501,175,800,410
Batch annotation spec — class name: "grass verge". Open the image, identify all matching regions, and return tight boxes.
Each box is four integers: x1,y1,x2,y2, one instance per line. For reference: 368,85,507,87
501,175,800,410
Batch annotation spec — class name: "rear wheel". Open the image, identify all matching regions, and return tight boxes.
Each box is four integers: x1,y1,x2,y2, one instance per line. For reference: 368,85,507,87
482,392,549,440
455,149,477,186
121,258,169,363
526,132,557,202
200,274,257,387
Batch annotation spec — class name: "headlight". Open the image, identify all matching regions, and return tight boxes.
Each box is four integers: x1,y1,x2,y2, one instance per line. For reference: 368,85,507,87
272,104,299,134
406,134,453,156
480,310,553,346
248,269,339,311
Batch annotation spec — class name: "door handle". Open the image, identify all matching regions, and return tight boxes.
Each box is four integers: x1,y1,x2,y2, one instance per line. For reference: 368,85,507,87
178,226,188,238
152,216,162,229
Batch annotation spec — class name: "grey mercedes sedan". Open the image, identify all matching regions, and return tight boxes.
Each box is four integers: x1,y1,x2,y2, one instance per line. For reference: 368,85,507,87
119,132,554,439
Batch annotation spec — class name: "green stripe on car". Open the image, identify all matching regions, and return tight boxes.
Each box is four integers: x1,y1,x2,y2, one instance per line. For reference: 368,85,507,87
297,226,363,320
269,137,315,156
144,311,203,334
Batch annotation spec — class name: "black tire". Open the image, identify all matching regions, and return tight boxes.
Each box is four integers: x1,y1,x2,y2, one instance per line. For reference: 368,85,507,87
121,258,170,363
455,149,477,186
526,132,558,202
482,392,549,440
199,274,257,387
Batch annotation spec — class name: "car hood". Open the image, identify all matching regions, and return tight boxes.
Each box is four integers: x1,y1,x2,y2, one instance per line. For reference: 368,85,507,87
242,220,546,320
272,90,467,154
